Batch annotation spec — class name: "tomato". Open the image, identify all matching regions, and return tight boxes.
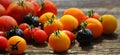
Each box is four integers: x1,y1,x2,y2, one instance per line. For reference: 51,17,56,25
0,0,12,9
48,30,70,52
60,15,78,31
36,1,57,17
0,16,18,31
24,28,33,41
44,19,63,36
0,36,8,51
0,31,6,37
63,8,86,25
33,29,48,44
32,27,41,33
19,23,29,31
7,36,27,54
87,10,101,19
101,14,118,35
85,18,103,38
7,1,34,24
62,30,75,42
0,4,6,16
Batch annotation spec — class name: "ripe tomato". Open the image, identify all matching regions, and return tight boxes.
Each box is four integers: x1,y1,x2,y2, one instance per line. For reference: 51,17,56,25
24,28,33,41
0,36,8,51
63,8,86,25
7,1,34,24
85,18,103,38
44,19,63,36
7,36,27,54
0,16,18,31
0,0,12,9
62,30,75,42
36,0,57,17
33,29,48,44
0,31,6,37
32,27,41,33
60,15,78,31
48,30,70,52
39,12,56,24
87,10,100,19
19,23,29,31
0,4,6,16
101,14,118,35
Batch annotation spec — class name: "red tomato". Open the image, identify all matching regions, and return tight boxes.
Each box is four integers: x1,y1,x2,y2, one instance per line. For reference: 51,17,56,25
0,0,12,9
33,30,48,44
63,30,75,42
32,27,41,33
19,23,29,31
7,1,34,24
0,36,8,51
24,28,32,41
0,31,6,37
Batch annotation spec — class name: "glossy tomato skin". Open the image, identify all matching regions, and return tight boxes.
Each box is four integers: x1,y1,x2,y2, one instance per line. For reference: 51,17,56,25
76,29,93,46
0,0,12,9
0,4,6,16
62,30,75,42
7,1,34,24
33,30,48,44
0,31,6,37
0,36,8,51
0,16,18,31
24,28,33,41
19,23,29,31
36,1,57,17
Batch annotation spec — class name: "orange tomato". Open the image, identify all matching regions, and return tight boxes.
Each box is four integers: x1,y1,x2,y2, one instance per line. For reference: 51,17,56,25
85,18,103,38
7,36,27,54
63,8,86,24
44,19,63,36
39,12,56,24
60,15,78,31
101,14,118,35
48,30,70,52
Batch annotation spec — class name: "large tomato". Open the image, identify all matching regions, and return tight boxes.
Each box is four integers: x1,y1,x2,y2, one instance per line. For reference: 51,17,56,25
36,0,57,17
0,0,12,9
48,30,70,52
7,1,34,24
0,16,18,31
0,36,8,51
7,36,27,54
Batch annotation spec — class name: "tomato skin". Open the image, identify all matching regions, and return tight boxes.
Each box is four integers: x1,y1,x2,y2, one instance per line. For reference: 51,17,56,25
33,30,48,44
0,0,12,9
36,1,57,17
0,36,8,51
48,31,70,52
7,1,34,24
24,28,33,41
7,36,27,54
0,4,6,16
19,23,29,31
0,31,6,37
62,30,75,42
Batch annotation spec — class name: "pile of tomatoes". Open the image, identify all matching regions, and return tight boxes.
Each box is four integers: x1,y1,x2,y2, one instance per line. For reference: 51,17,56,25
0,0,118,54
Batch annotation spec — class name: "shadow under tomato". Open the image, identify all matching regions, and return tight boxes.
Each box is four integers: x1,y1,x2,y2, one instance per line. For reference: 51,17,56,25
102,33,118,40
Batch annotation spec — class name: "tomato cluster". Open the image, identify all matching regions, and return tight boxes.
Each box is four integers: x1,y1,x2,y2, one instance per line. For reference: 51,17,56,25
0,0,118,54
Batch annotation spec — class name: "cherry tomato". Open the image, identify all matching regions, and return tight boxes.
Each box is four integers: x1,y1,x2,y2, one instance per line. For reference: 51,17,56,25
0,31,6,37
33,29,48,44
19,23,29,31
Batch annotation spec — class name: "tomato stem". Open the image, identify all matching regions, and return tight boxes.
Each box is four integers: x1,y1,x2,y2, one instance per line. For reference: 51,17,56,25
17,0,24,7
80,21,88,34
87,10,95,17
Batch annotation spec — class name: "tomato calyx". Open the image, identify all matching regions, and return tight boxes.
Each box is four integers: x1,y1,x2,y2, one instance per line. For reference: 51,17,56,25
40,0,45,9
46,15,55,24
98,17,103,22
80,21,88,35
54,30,61,37
17,0,24,7
10,41,20,51
87,10,95,17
